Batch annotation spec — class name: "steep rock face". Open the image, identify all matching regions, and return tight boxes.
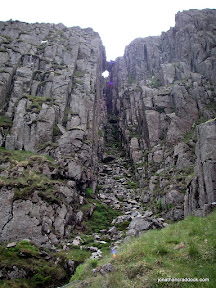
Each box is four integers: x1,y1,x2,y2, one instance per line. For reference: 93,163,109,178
0,20,106,246
0,9,216,249
184,119,216,216
120,9,216,85
108,9,216,219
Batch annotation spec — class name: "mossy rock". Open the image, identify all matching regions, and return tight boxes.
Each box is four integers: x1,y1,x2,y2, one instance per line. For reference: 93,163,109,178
25,95,53,114
0,240,67,288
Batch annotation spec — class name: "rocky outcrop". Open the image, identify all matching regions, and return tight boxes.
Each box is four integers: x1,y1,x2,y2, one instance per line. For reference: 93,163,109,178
0,20,106,246
184,119,216,216
0,149,84,247
107,9,216,218
0,9,216,250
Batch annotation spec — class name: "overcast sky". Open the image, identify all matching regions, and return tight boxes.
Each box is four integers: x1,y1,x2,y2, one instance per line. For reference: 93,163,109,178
1,1,215,60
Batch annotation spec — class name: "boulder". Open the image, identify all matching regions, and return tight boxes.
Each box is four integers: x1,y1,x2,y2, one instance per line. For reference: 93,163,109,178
128,218,152,233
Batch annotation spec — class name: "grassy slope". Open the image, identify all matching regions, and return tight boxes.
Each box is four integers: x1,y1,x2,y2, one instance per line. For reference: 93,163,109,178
66,209,216,288
0,241,67,288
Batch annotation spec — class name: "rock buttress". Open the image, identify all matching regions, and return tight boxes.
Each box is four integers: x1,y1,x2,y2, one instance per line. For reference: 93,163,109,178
108,9,216,219
0,20,107,246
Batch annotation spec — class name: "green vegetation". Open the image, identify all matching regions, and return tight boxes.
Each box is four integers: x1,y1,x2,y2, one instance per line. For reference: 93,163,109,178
0,148,60,204
115,220,131,232
129,131,141,139
63,247,92,263
150,166,195,212
183,125,197,144
85,187,94,197
37,80,52,87
135,160,146,168
53,124,62,137
0,240,67,288
62,106,70,127
205,102,216,110
0,48,8,52
125,180,139,189
24,95,53,114
147,77,160,89
0,69,8,73
0,147,55,163
1,34,13,44
128,75,137,85
157,198,162,211
183,117,206,144
98,129,104,137
172,62,180,68
51,62,67,70
11,172,56,202
0,114,13,128
73,70,85,78
32,70,50,82
68,209,216,288
155,107,165,113
37,141,58,152
97,185,103,191
82,201,120,234
70,258,98,282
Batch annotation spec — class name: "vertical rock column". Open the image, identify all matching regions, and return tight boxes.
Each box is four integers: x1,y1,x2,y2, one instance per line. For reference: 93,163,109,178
184,119,216,216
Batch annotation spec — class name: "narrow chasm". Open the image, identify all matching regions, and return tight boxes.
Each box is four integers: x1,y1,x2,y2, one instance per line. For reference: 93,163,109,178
1,9,216,288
